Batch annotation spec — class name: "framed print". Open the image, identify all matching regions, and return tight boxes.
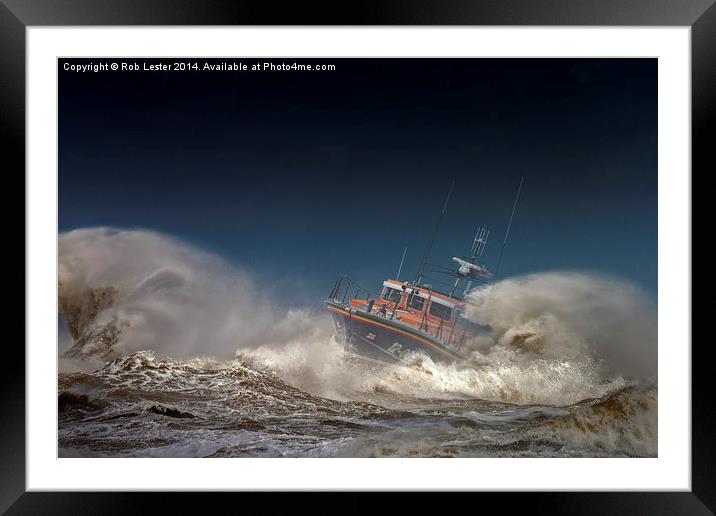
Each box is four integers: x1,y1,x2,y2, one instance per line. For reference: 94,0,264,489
5,0,710,512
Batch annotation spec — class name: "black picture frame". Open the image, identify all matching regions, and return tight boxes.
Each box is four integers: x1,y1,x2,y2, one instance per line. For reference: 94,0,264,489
4,1,709,512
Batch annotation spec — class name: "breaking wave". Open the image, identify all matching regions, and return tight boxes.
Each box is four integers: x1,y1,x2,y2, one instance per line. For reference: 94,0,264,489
463,272,657,380
59,228,329,366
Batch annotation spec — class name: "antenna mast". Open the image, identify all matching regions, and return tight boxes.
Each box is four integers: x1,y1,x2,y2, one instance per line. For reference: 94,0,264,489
396,246,408,281
415,181,455,285
494,176,524,279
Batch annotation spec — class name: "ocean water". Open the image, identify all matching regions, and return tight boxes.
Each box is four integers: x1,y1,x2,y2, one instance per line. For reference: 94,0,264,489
58,350,656,458
57,228,657,458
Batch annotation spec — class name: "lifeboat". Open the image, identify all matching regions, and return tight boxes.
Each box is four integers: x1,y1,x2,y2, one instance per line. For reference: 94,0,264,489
326,277,483,363
325,178,524,364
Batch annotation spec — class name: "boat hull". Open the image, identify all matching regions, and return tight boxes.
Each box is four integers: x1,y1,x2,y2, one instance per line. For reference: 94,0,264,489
325,300,466,364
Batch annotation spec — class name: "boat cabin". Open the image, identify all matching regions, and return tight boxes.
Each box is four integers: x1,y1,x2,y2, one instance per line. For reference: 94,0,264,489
348,279,461,340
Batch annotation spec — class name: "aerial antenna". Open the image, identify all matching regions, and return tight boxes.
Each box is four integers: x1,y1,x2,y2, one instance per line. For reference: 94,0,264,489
415,181,455,285
494,176,524,279
471,226,489,262
396,246,408,281
452,226,491,297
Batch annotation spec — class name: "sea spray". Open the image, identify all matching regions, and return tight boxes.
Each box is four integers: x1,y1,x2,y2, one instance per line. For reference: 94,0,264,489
463,272,657,380
59,228,329,361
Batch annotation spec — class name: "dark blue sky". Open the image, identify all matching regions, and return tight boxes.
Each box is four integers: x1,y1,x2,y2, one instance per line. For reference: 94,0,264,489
59,58,657,305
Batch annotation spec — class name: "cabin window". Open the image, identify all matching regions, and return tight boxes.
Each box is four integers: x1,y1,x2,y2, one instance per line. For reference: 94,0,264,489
429,302,452,321
382,287,402,303
408,294,425,311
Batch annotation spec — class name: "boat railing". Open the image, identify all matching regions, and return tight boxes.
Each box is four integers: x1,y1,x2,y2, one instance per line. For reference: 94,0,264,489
328,275,377,304
328,275,469,353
